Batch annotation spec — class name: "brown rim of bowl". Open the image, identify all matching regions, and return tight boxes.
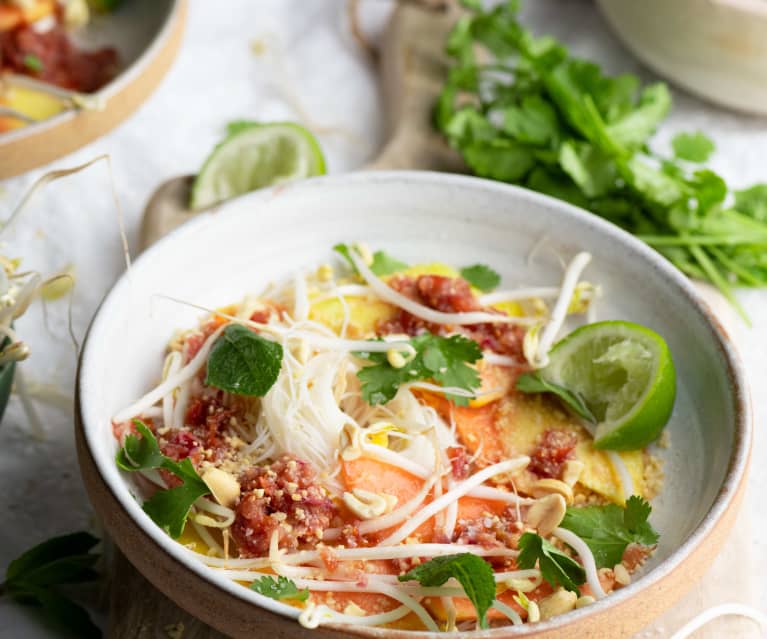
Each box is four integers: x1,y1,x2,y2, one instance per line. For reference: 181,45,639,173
75,172,753,637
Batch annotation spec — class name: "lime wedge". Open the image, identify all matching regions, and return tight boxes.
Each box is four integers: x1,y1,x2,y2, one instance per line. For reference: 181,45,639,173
190,122,326,210
541,321,676,450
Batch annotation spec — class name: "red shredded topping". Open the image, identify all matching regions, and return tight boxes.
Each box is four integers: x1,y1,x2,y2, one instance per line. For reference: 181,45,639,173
377,274,524,359
447,446,471,480
1,24,118,92
231,455,337,557
528,429,578,479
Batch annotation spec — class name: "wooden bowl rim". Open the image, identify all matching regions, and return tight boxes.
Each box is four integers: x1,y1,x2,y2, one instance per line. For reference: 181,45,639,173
76,171,753,637
0,0,184,146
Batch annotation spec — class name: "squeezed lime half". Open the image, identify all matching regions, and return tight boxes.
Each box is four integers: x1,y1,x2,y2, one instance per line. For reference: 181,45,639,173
190,122,326,210
541,320,676,450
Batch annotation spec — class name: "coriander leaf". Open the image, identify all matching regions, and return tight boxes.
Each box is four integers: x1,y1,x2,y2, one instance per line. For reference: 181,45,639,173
605,83,671,149
460,264,501,292
116,421,165,471
734,184,767,222
516,532,585,594
502,95,560,145
250,575,309,602
116,423,211,539
672,131,715,163
689,169,727,213
333,243,407,276
6,532,98,583
516,372,596,422
142,457,210,539
205,324,283,396
23,54,44,73
371,251,407,276
559,495,659,569
463,140,536,182
355,333,482,406
398,553,495,629
558,141,616,198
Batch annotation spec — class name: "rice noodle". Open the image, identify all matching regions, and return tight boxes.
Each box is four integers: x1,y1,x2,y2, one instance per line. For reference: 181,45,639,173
312,284,374,303
378,457,530,546
293,272,309,321
553,527,606,599
348,251,535,327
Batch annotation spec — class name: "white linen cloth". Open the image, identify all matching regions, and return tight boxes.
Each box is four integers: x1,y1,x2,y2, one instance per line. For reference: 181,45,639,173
0,1,763,637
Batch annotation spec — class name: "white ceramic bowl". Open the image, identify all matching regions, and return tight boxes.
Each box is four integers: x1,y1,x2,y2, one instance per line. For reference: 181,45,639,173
76,172,750,639
597,0,767,115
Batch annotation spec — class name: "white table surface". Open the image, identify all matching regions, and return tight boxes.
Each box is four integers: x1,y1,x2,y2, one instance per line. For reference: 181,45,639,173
0,1,764,637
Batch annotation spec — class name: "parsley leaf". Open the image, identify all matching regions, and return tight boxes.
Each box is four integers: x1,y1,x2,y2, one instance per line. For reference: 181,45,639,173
459,264,501,291
671,131,716,163
250,575,309,602
116,421,211,538
2,532,101,639
515,371,596,422
559,495,659,569
355,333,482,406
333,243,407,276
205,324,283,397
398,553,495,629
23,54,44,73
516,532,585,594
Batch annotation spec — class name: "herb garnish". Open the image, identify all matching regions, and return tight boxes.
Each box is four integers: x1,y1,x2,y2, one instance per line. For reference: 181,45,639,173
437,0,767,320
1,532,101,638
205,324,283,397
517,532,586,594
23,54,44,73
355,332,482,406
559,495,659,569
460,264,500,292
398,553,495,629
515,371,596,422
333,243,408,277
250,575,310,602
116,420,210,538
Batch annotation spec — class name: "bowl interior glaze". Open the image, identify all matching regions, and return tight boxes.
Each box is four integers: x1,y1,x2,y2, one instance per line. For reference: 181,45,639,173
78,172,750,636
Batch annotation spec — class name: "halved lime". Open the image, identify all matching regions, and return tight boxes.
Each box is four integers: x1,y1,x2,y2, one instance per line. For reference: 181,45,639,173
190,122,326,210
540,321,676,450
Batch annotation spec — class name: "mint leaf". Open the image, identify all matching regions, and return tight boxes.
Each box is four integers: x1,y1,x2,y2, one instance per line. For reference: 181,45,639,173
116,421,211,539
459,264,501,292
356,333,482,406
516,532,585,594
3,532,101,639
559,495,659,568
250,575,309,602
516,372,596,422
672,131,715,163
205,324,283,397
398,553,495,629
